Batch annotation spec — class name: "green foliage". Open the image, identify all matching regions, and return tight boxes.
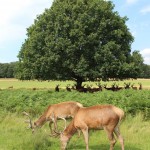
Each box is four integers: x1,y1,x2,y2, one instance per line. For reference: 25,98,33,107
0,62,17,78
140,64,150,78
16,0,140,86
0,89,150,119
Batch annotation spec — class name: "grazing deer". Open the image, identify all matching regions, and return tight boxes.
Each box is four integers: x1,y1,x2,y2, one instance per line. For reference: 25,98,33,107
23,101,83,134
60,105,125,150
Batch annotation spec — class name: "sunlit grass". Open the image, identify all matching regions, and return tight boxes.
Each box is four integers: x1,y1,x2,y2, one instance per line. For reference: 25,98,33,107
0,113,150,150
0,78,150,89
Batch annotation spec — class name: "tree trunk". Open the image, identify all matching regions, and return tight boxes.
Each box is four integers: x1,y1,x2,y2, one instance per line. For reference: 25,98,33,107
76,77,83,89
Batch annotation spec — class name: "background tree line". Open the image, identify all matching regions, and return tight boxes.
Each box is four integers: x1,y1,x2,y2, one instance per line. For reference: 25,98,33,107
0,61,149,79
0,62,16,78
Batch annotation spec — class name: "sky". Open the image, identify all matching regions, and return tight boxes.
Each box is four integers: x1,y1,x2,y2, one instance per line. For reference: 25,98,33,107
0,0,150,65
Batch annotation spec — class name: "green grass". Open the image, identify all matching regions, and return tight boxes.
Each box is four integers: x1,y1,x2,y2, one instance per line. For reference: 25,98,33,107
0,113,149,150
0,78,150,89
0,89,150,118
0,79,149,149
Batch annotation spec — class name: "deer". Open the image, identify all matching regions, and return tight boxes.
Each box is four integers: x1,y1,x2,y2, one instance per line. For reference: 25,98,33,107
124,82,131,89
115,84,123,91
138,82,142,90
131,83,137,90
55,84,60,92
23,101,83,135
59,104,125,150
66,84,71,92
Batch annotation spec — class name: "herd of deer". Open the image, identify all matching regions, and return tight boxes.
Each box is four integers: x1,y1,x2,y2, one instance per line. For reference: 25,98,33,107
55,82,142,93
23,101,125,150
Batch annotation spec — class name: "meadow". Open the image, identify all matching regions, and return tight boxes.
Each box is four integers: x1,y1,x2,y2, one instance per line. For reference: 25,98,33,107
0,79,150,150
0,78,150,89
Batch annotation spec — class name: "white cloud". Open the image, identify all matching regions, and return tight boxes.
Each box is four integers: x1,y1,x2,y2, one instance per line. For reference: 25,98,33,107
126,0,139,5
0,0,53,63
140,48,150,65
140,6,150,14
0,0,53,44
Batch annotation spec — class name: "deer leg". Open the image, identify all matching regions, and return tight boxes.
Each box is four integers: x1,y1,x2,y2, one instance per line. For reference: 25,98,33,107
81,127,89,150
77,129,81,137
49,120,53,134
104,127,116,150
114,126,124,150
53,117,58,132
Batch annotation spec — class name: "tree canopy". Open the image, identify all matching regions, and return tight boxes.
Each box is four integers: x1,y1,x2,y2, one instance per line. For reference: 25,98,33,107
16,0,143,87
0,62,16,78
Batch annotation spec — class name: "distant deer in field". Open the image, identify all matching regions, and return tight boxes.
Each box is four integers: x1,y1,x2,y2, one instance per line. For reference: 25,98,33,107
55,84,60,92
138,83,142,90
59,105,125,150
66,84,71,92
115,84,123,91
131,83,137,90
8,86,13,89
96,82,103,91
23,101,83,134
124,82,131,89
103,83,116,91
76,84,88,93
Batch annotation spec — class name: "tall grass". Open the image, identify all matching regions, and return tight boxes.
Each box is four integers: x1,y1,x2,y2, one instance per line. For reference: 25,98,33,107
0,89,150,118
0,113,149,150
0,83,150,149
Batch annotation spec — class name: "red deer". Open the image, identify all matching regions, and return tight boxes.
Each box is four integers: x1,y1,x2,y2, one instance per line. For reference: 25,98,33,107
131,83,137,90
60,105,125,150
66,84,71,92
55,84,60,92
76,84,88,93
115,84,123,91
124,82,131,89
103,83,116,91
23,101,83,134
138,83,142,90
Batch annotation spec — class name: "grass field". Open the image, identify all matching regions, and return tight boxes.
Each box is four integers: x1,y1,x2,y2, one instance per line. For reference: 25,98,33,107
0,78,150,89
0,113,150,150
0,78,150,150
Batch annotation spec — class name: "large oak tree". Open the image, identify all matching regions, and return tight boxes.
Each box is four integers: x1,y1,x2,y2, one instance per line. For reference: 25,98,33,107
17,0,142,88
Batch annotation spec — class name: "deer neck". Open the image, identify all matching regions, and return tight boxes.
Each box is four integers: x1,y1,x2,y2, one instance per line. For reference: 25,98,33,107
64,120,77,139
35,115,46,127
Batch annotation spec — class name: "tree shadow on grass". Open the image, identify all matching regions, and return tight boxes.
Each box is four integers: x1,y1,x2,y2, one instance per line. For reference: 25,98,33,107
69,144,142,150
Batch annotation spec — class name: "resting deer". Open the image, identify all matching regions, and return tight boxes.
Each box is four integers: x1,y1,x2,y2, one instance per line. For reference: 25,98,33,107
23,101,83,134
138,82,142,90
55,84,60,92
66,84,71,92
60,105,125,150
131,83,137,90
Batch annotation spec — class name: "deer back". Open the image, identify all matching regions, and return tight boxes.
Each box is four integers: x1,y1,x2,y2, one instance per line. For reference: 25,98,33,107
73,105,124,129
46,101,83,119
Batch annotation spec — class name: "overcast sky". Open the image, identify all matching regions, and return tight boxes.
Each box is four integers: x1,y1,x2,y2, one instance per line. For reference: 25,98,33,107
0,0,150,64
